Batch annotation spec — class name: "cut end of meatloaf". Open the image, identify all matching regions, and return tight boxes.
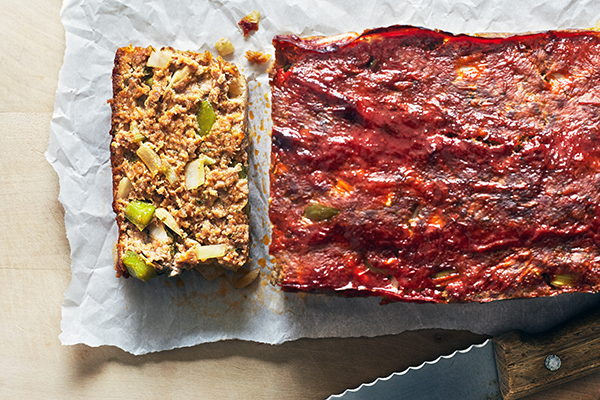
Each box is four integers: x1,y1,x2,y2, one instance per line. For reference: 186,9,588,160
110,45,249,281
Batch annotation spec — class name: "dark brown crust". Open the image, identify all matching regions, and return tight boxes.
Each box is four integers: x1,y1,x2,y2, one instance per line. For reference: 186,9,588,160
110,45,249,279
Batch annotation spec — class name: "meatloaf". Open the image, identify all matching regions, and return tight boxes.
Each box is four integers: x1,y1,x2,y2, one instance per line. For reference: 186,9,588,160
110,45,249,281
269,26,600,303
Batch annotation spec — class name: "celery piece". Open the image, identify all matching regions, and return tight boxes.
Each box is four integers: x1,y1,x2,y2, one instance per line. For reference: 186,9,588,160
130,122,146,142
197,100,216,136
125,200,156,230
122,251,157,282
551,274,575,287
303,203,340,221
434,270,458,280
238,164,248,179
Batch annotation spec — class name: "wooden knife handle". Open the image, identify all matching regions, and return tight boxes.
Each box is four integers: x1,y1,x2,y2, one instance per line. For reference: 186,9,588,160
492,306,600,400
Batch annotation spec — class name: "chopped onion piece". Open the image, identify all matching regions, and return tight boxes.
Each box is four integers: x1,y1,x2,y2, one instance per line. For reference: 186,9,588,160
132,131,146,142
185,155,216,190
116,177,132,199
155,208,184,237
161,156,178,184
233,269,260,288
228,76,244,98
166,66,191,91
194,244,227,261
185,159,202,190
147,50,171,68
137,143,161,177
148,222,170,242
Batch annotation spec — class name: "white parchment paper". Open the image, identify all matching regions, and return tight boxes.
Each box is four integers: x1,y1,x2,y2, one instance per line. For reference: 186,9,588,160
47,0,600,355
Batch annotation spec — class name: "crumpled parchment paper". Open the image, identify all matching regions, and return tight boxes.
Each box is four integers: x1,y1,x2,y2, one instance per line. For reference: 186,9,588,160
47,0,600,355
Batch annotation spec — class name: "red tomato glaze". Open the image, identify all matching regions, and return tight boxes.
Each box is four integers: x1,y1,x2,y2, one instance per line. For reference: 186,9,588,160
269,26,600,303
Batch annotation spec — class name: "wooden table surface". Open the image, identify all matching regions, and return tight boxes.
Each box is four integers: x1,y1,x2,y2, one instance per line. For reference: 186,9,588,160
2,1,600,398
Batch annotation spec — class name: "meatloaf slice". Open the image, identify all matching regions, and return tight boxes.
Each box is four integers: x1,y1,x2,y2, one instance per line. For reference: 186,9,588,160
110,45,249,281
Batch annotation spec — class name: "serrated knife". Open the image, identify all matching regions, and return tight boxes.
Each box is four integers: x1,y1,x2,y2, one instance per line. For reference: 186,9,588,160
328,307,600,400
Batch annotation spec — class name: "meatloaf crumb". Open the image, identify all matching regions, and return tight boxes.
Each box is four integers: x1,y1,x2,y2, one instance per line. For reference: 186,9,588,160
110,45,249,280
245,50,271,64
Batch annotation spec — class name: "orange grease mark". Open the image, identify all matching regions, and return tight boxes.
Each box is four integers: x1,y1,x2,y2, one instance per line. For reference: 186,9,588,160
249,110,255,120
255,149,259,156
260,119,264,131
164,280,172,288
262,234,270,246
258,82,262,87
258,257,267,267
175,277,185,288
257,135,261,144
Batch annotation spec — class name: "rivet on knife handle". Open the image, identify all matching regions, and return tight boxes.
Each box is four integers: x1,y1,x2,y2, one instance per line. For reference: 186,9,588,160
544,355,561,372
492,307,600,400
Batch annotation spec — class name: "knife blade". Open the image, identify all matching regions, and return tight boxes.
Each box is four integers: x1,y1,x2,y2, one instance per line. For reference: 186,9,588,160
329,339,501,400
328,306,600,400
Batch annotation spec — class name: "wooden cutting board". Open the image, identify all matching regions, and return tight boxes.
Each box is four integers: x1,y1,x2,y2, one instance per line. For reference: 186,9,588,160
2,0,600,398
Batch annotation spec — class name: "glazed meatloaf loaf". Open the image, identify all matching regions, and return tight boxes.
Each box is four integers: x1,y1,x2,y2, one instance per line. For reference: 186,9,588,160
269,26,600,303
110,45,249,282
